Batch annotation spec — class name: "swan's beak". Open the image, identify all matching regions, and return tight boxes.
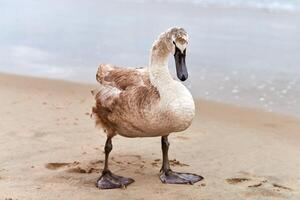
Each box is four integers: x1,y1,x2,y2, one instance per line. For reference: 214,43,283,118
174,46,188,81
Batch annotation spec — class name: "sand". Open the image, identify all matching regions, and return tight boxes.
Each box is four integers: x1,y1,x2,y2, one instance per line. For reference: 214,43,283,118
0,72,300,200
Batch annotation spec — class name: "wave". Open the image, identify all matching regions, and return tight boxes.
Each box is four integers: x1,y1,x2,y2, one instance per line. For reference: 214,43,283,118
133,0,300,12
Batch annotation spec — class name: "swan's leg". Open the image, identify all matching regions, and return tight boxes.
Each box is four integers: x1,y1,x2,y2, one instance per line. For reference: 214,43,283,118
96,137,134,189
159,135,204,184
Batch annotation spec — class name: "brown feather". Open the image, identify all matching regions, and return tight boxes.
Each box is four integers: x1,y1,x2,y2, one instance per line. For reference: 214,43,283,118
92,64,161,137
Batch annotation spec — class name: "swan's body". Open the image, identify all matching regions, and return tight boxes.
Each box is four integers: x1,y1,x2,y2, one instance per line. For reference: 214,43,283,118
93,64,194,138
92,28,195,138
92,27,202,189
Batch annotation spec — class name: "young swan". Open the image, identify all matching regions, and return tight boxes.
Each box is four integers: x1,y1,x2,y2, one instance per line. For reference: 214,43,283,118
92,27,203,189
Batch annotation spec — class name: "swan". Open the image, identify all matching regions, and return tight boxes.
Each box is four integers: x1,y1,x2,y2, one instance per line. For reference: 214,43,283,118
92,27,203,189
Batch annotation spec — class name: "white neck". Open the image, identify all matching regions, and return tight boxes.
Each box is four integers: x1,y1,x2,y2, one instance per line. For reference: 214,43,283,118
148,35,195,119
148,36,174,88
145,28,195,126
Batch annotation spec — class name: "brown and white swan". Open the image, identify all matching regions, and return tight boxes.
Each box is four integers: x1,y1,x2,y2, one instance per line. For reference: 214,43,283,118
92,27,203,189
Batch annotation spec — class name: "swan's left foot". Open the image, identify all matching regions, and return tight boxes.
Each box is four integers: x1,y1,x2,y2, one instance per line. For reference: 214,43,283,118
160,136,204,185
160,169,203,184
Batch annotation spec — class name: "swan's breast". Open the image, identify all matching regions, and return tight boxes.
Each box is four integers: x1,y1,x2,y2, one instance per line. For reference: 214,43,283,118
162,82,195,132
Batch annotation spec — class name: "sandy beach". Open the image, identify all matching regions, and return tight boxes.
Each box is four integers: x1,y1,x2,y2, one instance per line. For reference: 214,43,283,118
0,72,300,200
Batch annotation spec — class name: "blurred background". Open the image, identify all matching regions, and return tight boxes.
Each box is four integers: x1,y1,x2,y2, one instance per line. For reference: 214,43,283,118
1,0,299,117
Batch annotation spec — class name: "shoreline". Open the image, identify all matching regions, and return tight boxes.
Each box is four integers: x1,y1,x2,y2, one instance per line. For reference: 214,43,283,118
1,71,299,120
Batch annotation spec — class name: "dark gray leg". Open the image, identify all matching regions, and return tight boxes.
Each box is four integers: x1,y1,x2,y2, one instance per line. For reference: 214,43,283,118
96,137,134,189
160,135,204,184
161,136,170,173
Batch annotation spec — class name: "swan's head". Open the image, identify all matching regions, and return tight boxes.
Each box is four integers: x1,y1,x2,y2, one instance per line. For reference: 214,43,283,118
168,27,189,81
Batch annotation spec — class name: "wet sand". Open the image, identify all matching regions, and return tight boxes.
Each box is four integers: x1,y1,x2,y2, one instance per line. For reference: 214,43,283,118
0,73,300,200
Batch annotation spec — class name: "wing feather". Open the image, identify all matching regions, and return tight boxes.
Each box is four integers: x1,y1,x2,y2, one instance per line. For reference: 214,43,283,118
92,64,160,136
96,64,147,90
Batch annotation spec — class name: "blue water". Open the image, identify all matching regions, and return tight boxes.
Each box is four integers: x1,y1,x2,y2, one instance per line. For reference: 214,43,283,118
151,0,300,11
0,0,300,117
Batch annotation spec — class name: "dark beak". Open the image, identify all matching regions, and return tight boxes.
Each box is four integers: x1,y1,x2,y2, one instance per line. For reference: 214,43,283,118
174,46,188,81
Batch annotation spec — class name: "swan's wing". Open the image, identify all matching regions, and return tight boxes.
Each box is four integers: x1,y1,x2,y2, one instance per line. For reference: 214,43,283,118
92,63,150,111
92,83,160,136
96,64,148,90
92,64,161,135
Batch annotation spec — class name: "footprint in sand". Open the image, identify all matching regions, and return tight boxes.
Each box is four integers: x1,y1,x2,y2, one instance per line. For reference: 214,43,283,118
226,172,293,198
45,162,70,170
45,160,101,174
45,155,145,177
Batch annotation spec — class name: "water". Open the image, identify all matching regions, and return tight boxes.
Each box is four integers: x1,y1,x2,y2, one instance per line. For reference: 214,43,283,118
0,0,300,117
150,0,300,11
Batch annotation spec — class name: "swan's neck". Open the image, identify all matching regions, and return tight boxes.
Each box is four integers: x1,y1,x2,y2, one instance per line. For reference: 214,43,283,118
147,32,195,121
148,37,173,88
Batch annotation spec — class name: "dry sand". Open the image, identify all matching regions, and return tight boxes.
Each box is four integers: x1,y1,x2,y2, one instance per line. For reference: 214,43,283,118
0,73,300,200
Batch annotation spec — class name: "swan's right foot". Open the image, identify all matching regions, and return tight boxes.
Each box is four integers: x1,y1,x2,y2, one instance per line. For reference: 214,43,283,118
96,170,134,189
160,169,203,184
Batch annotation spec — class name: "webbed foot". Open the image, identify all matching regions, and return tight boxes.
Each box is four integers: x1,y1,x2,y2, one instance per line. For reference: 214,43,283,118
96,170,134,189
160,169,203,185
